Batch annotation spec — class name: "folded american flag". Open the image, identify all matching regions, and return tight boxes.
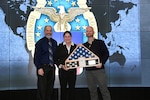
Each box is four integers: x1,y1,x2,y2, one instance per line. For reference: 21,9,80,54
65,44,100,69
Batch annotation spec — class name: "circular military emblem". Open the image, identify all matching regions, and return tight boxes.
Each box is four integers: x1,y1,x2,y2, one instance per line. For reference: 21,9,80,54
26,0,98,57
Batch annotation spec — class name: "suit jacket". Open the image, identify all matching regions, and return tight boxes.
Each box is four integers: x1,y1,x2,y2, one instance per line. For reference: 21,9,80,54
54,42,77,67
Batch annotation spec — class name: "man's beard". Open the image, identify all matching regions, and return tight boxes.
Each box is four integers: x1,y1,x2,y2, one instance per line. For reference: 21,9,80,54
45,35,51,39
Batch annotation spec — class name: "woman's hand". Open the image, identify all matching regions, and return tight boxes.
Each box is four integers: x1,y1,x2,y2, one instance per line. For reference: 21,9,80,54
62,65,69,71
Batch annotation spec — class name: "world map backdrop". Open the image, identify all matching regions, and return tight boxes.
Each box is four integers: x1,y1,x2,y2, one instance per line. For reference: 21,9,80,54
0,0,148,90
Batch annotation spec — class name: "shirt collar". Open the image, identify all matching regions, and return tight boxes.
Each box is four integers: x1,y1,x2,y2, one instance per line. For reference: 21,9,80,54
63,41,74,46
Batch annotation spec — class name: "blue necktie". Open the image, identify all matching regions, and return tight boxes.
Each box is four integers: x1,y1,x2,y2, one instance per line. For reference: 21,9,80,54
48,40,53,66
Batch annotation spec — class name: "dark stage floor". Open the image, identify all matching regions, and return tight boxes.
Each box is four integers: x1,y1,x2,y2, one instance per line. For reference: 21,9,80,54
0,87,150,100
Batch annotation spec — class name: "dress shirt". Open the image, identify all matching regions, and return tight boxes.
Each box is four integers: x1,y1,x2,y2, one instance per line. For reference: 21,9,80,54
34,37,57,69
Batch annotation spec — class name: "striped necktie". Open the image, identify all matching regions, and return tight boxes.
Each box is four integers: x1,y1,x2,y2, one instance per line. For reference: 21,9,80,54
48,40,53,66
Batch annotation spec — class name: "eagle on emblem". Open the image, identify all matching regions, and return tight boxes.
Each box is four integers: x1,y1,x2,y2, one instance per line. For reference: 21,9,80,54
33,6,91,32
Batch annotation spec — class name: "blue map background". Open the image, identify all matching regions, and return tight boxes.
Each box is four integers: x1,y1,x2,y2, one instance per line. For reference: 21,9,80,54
0,0,149,90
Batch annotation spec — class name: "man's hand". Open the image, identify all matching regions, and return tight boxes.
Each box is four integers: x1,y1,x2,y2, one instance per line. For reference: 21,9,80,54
38,68,44,76
96,63,102,68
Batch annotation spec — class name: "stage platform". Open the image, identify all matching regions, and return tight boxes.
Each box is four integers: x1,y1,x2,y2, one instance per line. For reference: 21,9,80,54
0,87,150,100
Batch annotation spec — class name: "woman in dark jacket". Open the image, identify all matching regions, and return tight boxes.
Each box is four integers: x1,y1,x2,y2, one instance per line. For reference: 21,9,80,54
55,31,77,100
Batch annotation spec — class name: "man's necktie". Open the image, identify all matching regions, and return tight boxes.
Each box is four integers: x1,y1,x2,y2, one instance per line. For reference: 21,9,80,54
48,40,53,66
